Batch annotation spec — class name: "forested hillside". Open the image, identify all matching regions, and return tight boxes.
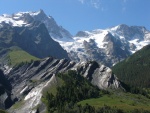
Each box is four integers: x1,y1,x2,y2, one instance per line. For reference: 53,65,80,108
42,70,101,113
42,70,150,113
112,44,150,88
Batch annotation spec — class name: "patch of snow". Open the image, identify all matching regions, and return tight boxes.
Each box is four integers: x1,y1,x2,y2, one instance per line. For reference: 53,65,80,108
56,30,108,53
119,36,125,39
2,14,11,18
15,12,30,16
30,12,40,16
15,20,26,26
145,33,150,40
129,39,150,53
109,25,119,31
0,15,27,27
3,65,12,74
92,30,108,48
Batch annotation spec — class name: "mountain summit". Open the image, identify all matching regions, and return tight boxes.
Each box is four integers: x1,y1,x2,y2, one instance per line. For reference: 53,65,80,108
0,10,70,66
0,10,72,40
55,24,150,67
1,10,150,67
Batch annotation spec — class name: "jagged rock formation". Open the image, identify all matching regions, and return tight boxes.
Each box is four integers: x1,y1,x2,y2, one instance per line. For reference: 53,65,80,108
0,70,12,110
5,57,122,113
32,9,72,40
0,9,72,40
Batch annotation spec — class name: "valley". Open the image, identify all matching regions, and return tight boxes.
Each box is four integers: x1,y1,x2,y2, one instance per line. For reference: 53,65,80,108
0,10,150,113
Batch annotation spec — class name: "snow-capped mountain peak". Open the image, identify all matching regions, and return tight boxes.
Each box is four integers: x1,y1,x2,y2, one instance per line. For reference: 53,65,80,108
0,10,73,40
55,24,150,67
1,10,150,67
0,13,27,27
29,9,45,16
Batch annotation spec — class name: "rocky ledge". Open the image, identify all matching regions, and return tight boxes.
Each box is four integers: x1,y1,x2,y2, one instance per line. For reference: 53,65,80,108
2,57,123,113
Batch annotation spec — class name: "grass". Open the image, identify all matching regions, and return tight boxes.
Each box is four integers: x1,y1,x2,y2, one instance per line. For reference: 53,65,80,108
11,100,25,109
42,76,64,96
0,109,7,113
78,92,150,112
8,49,39,66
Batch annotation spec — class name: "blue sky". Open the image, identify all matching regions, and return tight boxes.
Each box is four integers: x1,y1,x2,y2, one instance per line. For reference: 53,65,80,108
0,0,150,35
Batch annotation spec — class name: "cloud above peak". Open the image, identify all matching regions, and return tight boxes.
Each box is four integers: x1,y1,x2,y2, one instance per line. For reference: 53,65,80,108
123,0,127,3
91,0,101,9
78,0,85,4
78,0,101,9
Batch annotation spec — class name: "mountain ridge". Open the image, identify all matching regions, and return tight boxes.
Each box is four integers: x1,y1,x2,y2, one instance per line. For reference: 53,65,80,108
1,10,150,67
58,24,150,67
4,57,122,112
0,9,72,40
0,15,70,66
0,10,150,113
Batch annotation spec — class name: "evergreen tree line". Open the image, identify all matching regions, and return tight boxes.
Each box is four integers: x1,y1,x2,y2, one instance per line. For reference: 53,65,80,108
42,70,102,113
112,45,150,91
41,70,150,113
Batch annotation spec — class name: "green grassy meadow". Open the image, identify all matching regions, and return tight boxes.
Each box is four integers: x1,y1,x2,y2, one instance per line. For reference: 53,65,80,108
78,92,150,112
8,50,39,66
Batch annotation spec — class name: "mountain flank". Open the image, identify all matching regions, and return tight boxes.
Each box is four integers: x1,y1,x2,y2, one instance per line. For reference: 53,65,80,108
112,44,150,88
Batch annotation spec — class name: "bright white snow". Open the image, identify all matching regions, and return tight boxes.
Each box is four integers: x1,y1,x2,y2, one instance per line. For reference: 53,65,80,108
129,39,150,53
1,11,150,59
53,30,108,55
0,15,27,27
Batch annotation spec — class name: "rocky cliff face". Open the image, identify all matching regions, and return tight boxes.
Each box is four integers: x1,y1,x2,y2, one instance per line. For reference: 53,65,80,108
0,69,12,110
31,9,72,40
0,10,72,40
4,57,123,113
0,20,69,62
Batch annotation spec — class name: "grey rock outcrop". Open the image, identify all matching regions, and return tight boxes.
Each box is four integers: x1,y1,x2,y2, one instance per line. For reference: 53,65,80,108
115,24,147,40
0,69,12,110
0,21,69,60
5,57,122,112
92,65,121,89
0,10,72,40
32,9,72,40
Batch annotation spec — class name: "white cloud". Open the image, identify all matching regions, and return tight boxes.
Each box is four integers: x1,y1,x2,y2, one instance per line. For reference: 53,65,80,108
121,0,128,13
122,7,126,13
78,0,85,4
123,0,127,3
78,0,101,9
91,0,101,9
